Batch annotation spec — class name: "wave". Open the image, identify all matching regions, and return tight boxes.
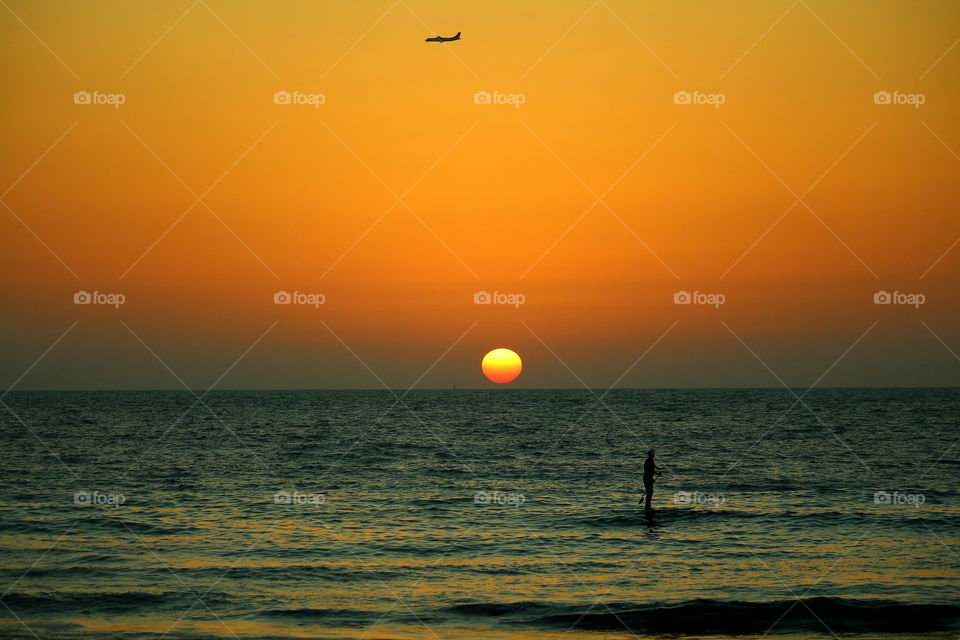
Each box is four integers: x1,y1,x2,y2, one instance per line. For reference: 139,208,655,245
2,590,233,614
442,597,960,634
576,507,960,528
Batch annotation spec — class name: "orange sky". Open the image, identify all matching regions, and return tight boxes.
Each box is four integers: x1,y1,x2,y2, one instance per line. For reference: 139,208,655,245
1,0,958,389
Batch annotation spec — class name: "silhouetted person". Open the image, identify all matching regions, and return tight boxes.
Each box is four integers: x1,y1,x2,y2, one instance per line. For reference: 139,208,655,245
642,449,661,511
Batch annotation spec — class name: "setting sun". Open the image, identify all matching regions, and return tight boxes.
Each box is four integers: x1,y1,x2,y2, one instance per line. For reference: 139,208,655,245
481,348,523,384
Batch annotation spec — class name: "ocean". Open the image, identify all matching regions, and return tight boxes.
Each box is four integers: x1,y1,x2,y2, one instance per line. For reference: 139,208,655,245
0,388,957,639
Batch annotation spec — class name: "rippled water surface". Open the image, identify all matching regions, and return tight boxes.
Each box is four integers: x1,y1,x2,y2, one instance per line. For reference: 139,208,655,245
0,388,957,638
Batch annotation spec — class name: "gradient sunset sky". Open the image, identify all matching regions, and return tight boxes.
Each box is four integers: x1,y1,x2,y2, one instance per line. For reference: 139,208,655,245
1,0,958,389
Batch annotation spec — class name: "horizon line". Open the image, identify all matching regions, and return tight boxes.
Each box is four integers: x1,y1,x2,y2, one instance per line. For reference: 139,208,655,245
6,385,958,393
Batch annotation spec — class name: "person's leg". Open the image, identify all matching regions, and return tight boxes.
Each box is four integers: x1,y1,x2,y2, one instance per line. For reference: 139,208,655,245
644,481,653,510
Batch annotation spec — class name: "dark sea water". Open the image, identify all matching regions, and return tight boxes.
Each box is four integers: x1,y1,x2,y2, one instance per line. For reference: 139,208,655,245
0,388,958,639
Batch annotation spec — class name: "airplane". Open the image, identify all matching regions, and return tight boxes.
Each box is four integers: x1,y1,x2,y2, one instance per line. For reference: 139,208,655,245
425,31,461,43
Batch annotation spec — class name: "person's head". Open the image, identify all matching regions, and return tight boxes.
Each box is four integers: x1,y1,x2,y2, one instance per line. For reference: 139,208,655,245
647,449,655,458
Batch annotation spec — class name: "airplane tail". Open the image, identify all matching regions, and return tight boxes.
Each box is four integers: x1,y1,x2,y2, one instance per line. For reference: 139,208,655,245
455,32,461,38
